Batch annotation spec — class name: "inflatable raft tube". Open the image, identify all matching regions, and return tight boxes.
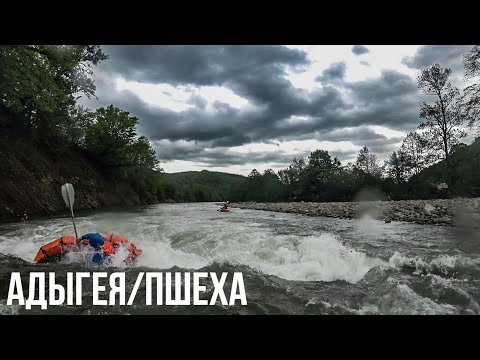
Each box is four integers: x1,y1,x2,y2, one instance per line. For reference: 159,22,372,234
34,233,142,263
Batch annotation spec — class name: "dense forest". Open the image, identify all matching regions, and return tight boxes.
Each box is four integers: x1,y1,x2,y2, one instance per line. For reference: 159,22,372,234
1,45,479,222
230,136,480,203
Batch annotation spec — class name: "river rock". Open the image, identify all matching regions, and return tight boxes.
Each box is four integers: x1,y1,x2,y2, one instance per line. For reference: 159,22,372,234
424,204,435,215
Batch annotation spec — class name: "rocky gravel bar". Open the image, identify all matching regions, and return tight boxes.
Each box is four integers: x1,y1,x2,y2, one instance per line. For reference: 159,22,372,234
231,198,480,227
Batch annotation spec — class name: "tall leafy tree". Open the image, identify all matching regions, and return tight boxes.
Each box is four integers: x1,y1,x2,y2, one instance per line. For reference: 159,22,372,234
0,45,107,135
355,146,382,177
399,132,433,177
417,63,466,191
59,105,95,147
304,150,342,201
278,156,306,200
384,151,406,183
85,105,159,170
248,169,261,179
306,150,340,184
261,169,284,201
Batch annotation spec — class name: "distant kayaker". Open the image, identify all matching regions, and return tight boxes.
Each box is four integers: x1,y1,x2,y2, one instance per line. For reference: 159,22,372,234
222,201,230,209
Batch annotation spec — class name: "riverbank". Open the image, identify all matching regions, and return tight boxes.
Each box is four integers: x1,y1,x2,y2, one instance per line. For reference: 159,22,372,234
0,132,194,223
231,198,480,227
0,196,184,224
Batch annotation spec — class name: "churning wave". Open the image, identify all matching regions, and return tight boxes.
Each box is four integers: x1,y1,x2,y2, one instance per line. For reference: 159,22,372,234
1,203,479,314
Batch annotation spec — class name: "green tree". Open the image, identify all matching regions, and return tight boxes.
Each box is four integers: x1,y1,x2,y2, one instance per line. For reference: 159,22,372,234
58,106,95,147
84,105,159,170
248,169,261,179
0,45,107,136
399,132,433,178
303,150,342,201
278,156,306,200
355,146,382,177
463,45,480,130
384,151,406,183
261,169,284,201
417,63,466,192
308,149,341,171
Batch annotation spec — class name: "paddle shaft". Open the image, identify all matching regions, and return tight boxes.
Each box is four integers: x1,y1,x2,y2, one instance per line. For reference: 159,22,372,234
64,185,78,239
70,207,78,239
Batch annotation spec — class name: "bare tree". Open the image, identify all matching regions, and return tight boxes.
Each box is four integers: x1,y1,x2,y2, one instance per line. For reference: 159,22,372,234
417,63,466,191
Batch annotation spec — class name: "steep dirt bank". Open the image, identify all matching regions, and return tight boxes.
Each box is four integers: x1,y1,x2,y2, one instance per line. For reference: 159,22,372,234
0,137,152,223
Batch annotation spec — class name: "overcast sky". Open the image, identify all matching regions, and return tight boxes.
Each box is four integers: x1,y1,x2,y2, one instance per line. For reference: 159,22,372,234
82,45,475,176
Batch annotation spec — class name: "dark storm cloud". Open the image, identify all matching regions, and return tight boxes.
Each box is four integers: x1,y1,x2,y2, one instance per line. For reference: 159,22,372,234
402,45,473,74
338,100,422,132
83,79,253,146
368,141,404,155
348,70,418,104
153,128,401,169
315,127,389,143
94,45,339,145
87,66,349,145
315,62,347,83
151,140,298,167
351,133,405,154
352,45,370,55
152,139,360,168
295,126,405,159
99,45,344,124
84,45,471,168
211,133,253,147
271,84,421,137
336,70,430,134
100,45,309,86
86,63,421,152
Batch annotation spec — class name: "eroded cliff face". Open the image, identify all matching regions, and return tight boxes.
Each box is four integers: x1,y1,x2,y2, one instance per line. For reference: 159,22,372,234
0,138,147,223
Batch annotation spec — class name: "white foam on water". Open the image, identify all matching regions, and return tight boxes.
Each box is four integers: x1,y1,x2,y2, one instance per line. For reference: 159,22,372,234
0,219,78,262
105,209,387,282
389,252,429,274
135,237,207,270
1,203,477,314
128,217,386,282
352,282,462,315
388,251,480,276
377,283,459,315
357,215,385,235
239,233,385,283
0,211,386,283
428,274,480,313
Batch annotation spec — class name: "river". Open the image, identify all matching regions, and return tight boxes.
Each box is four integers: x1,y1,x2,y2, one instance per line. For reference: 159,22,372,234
1,202,479,314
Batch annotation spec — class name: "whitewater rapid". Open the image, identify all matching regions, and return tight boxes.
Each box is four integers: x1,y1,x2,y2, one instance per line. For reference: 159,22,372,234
0,205,388,283
1,203,479,314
